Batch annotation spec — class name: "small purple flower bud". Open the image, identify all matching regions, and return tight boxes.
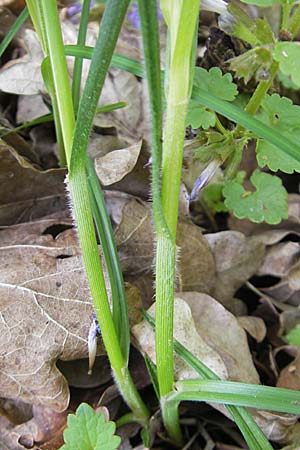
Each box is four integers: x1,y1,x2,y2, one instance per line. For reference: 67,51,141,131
66,3,82,18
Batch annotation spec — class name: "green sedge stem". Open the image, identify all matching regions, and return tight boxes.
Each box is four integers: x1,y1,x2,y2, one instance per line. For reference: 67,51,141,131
281,3,291,31
72,0,91,115
38,0,74,166
86,157,130,363
290,5,300,40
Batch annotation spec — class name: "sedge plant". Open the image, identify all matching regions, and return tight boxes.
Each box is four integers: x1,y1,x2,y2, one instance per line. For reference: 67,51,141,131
7,0,299,448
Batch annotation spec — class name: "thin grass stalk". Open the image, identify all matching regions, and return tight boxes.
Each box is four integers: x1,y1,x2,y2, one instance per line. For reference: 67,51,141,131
72,0,91,115
0,7,29,59
86,157,129,363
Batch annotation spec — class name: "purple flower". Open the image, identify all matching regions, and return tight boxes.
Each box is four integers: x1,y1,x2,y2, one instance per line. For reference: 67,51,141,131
128,1,163,30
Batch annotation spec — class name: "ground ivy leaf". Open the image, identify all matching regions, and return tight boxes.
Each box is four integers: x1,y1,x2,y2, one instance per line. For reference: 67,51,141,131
273,42,300,88
256,140,300,173
61,403,121,450
193,67,238,101
223,170,288,224
256,94,300,173
186,100,216,129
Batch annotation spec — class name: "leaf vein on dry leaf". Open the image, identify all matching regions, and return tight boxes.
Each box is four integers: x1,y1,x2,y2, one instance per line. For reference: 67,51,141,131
0,283,88,344
20,268,84,287
0,245,76,251
117,213,150,245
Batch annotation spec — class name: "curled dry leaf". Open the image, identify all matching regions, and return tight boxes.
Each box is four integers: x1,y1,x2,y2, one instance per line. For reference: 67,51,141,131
237,316,267,343
204,231,265,309
132,292,259,384
277,355,300,390
94,68,144,144
0,142,66,226
0,29,45,95
0,218,96,411
0,404,67,450
95,140,142,186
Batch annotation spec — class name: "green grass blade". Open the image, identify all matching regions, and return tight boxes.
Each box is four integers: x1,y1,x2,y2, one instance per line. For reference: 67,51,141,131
144,311,273,450
143,355,160,401
96,101,127,113
173,380,300,415
69,0,130,174
0,113,53,138
86,157,130,363
64,44,145,78
0,7,29,59
72,0,91,115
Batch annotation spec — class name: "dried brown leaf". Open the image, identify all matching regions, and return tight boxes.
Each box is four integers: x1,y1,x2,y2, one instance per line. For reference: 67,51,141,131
0,142,66,225
95,140,142,186
0,29,44,95
204,231,265,309
237,316,267,343
132,292,259,383
0,218,94,410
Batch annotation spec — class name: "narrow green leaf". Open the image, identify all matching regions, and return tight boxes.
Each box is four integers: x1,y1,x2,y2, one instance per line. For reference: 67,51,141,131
0,7,29,59
86,157,130,363
72,0,92,115
173,380,300,415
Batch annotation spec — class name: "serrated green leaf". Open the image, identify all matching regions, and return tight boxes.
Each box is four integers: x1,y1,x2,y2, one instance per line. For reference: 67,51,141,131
223,170,288,224
286,325,300,346
193,67,238,101
273,42,300,88
60,403,121,450
256,94,300,173
186,100,216,129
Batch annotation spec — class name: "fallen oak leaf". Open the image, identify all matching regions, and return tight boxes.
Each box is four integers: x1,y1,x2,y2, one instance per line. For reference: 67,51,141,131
0,218,97,411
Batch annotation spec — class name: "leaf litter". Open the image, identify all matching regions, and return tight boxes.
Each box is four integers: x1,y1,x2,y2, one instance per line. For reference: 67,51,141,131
1,5,300,449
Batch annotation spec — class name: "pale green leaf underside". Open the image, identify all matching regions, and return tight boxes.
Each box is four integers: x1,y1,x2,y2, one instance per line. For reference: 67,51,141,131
60,403,121,450
273,42,300,88
223,170,288,224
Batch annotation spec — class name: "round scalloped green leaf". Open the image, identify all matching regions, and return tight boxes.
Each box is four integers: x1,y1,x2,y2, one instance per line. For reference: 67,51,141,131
186,100,216,129
256,94,300,173
256,139,300,173
223,170,288,224
60,403,121,450
193,67,238,102
273,42,300,88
